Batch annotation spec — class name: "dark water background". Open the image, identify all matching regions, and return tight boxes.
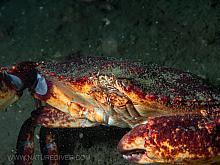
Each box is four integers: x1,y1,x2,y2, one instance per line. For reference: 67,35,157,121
0,0,220,164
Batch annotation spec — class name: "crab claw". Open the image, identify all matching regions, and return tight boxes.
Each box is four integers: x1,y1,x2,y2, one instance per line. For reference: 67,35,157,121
118,115,220,164
0,71,23,110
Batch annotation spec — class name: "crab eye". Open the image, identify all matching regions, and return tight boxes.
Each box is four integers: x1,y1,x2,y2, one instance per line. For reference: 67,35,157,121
34,73,48,95
3,72,23,91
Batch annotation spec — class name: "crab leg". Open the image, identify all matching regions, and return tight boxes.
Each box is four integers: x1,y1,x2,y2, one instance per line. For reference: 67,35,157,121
39,127,59,165
118,114,220,164
15,119,60,165
15,118,35,165
15,105,99,165
14,117,60,165
31,105,98,128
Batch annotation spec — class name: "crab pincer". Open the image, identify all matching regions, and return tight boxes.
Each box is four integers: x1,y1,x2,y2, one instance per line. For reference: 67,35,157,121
118,112,220,164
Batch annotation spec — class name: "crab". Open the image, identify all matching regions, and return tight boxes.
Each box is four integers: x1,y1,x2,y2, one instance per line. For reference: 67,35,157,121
0,56,220,165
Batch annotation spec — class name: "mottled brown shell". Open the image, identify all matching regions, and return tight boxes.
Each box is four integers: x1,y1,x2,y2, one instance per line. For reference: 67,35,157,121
36,56,220,110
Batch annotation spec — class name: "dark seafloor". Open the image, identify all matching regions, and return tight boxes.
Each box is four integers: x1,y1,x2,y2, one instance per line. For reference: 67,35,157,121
0,0,220,165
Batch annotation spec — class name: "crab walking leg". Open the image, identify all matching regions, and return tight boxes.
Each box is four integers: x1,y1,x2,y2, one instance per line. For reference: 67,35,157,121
31,106,98,128
15,106,98,165
31,106,98,165
14,116,61,165
118,114,220,164
39,127,59,165
15,118,36,165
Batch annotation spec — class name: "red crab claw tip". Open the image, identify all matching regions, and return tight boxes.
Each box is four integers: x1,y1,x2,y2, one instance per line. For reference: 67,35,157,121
117,124,148,163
